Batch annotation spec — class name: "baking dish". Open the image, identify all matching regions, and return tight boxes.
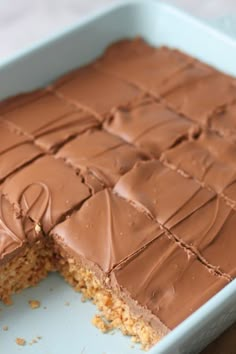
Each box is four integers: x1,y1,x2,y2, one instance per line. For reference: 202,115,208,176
0,1,236,353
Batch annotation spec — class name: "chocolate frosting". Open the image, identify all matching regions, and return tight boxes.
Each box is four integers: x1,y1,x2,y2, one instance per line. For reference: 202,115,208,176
209,102,236,142
170,195,236,277
0,192,45,265
114,160,215,226
95,39,193,96
57,129,146,187
2,92,99,152
0,89,45,115
52,65,143,120
162,68,236,124
161,131,236,199
111,234,228,330
104,96,197,158
0,38,235,333
0,120,42,182
114,160,236,277
52,189,163,273
2,156,90,233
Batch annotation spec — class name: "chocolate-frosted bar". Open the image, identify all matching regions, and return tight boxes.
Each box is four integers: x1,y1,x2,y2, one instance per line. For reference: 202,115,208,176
114,160,236,276
111,234,227,330
56,129,146,188
0,37,235,348
95,39,193,95
1,155,90,235
52,65,143,120
104,96,198,158
2,91,99,152
115,160,215,226
162,66,236,124
0,120,42,183
52,189,163,276
161,131,236,205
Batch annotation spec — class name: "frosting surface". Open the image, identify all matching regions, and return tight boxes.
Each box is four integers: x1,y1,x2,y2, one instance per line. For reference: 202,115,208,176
104,96,197,158
57,129,146,187
2,92,98,152
111,234,228,329
2,156,90,233
209,102,236,142
114,160,215,226
52,65,143,120
52,189,163,273
161,131,236,198
163,68,236,123
0,120,42,182
95,39,193,96
0,38,235,333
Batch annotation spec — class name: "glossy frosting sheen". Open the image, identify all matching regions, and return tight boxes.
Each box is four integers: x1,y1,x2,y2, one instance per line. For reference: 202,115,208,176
2,91,98,152
52,189,163,273
161,131,236,203
111,235,228,329
52,65,143,120
57,129,146,187
1,156,90,234
0,120,42,182
104,96,197,158
0,193,34,263
95,38,193,96
162,68,236,124
1,38,236,332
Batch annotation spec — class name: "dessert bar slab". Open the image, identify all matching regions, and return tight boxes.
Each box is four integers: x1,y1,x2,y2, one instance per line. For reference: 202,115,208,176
1,2,236,354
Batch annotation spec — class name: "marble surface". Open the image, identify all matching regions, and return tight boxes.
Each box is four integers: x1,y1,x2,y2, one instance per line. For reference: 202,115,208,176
0,1,236,353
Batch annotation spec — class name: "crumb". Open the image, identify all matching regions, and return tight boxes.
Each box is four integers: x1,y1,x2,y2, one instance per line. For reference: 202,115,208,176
43,306,47,310
29,339,37,346
28,300,41,309
2,325,8,331
15,338,26,346
64,301,70,306
92,315,111,333
81,295,86,303
35,224,42,234
49,288,54,291
29,336,42,345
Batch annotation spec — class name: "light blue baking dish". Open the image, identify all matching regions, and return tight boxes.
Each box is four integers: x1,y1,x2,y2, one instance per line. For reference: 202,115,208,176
0,1,236,353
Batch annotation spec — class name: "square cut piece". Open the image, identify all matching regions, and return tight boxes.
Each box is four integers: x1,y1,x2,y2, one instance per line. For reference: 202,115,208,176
51,189,163,276
115,160,215,228
115,160,236,276
169,195,236,277
104,96,196,158
161,131,236,197
162,64,236,124
209,102,236,143
111,234,227,331
95,39,192,96
56,129,146,188
52,65,143,120
1,155,90,236
2,91,98,152
0,120,42,183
